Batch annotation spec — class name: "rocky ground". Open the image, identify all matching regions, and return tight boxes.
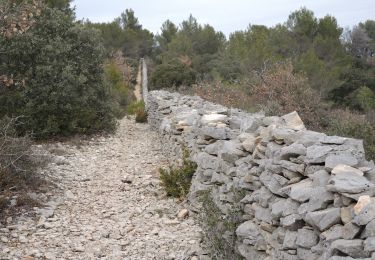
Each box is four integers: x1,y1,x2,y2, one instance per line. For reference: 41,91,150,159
0,117,203,260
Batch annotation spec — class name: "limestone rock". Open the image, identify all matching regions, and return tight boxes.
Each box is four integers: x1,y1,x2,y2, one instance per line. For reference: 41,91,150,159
341,206,355,224
201,114,228,125
242,187,275,208
177,209,189,220
237,243,267,260
321,225,344,241
240,117,261,133
53,155,69,165
327,172,372,194
259,171,289,196
271,127,298,144
305,208,341,231
354,196,372,215
196,152,219,170
283,230,298,249
311,170,330,187
363,219,375,238
325,154,359,170
331,239,369,258
238,132,255,142
271,198,299,218
297,247,320,260
296,228,319,248
211,172,229,184
280,143,306,160
331,164,364,176
218,140,247,164
364,237,375,252
298,187,334,214
281,180,313,203
200,126,229,140
280,214,304,231
354,201,375,225
236,221,265,249
204,141,225,155
281,111,305,131
320,136,347,145
253,204,273,224
279,160,305,174
342,222,361,240
242,136,258,153
65,190,75,200
305,145,333,164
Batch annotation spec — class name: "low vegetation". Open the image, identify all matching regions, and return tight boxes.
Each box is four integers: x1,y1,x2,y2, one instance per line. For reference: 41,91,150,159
135,106,148,123
159,150,197,198
126,101,148,123
104,62,133,118
198,189,244,260
326,109,375,160
0,117,39,189
0,117,45,221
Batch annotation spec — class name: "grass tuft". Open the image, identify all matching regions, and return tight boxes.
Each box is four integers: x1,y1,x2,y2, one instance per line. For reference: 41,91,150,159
159,149,197,198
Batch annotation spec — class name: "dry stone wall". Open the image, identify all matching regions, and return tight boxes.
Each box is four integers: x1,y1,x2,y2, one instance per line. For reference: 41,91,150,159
147,90,375,260
141,58,149,108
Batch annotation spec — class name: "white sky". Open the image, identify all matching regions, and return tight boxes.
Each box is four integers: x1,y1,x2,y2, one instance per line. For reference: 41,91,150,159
72,0,375,36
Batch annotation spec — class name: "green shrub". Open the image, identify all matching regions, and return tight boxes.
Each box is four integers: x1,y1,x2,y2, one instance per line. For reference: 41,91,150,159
127,101,144,114
135,106,148,123
354,86,375,112
126,101,147,123
327,109,375,160
104,62,132,118
159,150,197,198
0,2,116,138
150,59,196,89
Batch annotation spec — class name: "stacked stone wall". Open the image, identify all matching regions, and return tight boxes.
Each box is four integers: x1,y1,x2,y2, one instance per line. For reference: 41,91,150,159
147,90,375,260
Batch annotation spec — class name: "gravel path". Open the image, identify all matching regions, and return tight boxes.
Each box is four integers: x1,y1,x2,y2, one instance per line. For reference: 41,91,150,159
0,117,202,260
134,64,142,102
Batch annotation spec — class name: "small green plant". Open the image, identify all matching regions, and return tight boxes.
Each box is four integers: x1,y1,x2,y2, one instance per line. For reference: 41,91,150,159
135,105,148,123
159,149,197,198
198,189,244,260
127,101,145,114
127,101,148,123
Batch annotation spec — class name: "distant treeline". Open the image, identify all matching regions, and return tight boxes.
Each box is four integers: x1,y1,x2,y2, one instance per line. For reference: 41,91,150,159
89,8,375,158
88,8,374,112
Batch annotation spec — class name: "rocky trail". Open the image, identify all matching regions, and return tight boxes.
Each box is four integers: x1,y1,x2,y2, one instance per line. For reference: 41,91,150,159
0,117,202,260
134,64,142,102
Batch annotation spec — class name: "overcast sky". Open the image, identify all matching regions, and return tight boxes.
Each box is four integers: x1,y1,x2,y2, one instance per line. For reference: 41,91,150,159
72,0,375,36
